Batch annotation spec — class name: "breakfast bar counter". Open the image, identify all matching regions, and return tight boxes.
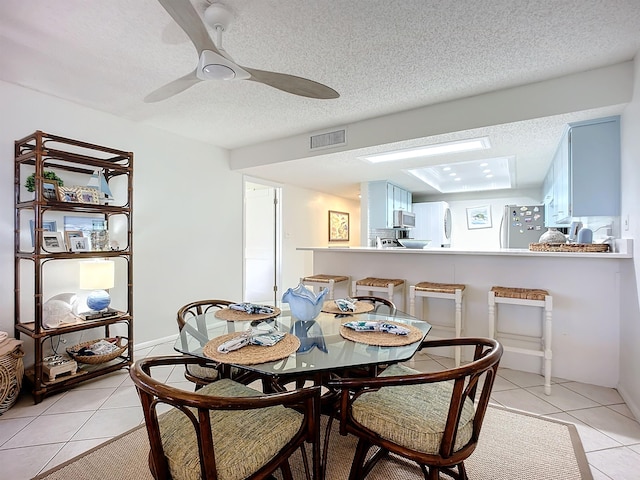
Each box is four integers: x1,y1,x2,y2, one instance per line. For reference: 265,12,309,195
297,242,634,388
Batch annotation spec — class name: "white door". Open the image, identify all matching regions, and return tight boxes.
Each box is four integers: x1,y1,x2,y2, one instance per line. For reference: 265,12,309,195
243,178,282,306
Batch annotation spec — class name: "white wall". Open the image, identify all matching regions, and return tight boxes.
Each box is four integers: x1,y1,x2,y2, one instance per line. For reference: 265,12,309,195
279,184,360,291
0,81,244,357
618,53,640,419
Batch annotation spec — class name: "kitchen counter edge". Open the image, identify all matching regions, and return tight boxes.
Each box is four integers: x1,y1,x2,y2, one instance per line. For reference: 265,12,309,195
298,239,633,259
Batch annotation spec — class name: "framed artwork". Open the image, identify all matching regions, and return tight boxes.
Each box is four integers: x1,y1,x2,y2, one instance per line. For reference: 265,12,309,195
29,220,57,247
69,236,90,252
328,210,349,242
42,181,60,201
76,186,100,204
58,186,80,203
466,205,492,230
64,215,106,233
42,231,66,252
64,230,84,249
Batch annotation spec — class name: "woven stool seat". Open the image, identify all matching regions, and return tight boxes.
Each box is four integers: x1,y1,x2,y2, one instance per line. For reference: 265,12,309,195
353,277,406,311
415,282,466,294
356,277,405,288
302,274,349,283
488,285,553,395
301,273,350,300
410,282,466,366
491,286,548,301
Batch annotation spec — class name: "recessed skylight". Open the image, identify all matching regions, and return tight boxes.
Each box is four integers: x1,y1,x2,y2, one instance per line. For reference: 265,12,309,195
405,156,515,193
359,137,491,163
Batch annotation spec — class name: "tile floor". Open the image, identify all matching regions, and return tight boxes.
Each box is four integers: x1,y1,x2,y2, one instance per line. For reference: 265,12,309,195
1,340,640,480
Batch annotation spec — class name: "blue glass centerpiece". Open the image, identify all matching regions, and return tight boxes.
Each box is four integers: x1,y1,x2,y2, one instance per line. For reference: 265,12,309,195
282,283,328,321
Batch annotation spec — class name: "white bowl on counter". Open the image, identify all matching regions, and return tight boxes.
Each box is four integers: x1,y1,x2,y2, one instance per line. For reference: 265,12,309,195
397,239,431,249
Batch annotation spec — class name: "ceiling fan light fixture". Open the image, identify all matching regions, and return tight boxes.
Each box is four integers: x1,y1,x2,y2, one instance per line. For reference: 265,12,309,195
202,63,236,80
196,49,250,81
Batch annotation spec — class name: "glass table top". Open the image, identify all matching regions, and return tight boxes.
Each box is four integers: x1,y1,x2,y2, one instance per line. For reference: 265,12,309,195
174,309,431,378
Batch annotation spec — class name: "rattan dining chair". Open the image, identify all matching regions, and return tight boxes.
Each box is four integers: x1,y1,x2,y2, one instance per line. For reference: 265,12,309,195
131,355,323,480
327,337,503,480
351,295,397,315
177,299,260,388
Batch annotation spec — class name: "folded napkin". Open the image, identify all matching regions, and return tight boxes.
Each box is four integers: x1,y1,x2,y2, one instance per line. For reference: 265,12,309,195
229,303,275,315
217,325,286,353
334,298,357,312
342,321,410,336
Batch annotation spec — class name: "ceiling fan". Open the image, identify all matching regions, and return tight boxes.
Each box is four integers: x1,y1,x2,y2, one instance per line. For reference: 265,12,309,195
145,0,340,102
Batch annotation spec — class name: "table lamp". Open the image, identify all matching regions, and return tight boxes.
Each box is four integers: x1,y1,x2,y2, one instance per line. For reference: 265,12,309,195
79,260,115,311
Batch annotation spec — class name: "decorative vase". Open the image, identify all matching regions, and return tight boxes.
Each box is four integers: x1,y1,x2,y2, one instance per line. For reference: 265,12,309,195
538,227,566,244
282,283,328,321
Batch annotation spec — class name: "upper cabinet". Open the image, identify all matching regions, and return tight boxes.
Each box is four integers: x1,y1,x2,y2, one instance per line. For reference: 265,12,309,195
544,116,620,226
367,181,412,229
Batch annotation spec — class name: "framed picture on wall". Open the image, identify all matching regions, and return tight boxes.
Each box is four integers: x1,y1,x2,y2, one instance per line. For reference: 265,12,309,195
328,210,349,242
466,205,492,230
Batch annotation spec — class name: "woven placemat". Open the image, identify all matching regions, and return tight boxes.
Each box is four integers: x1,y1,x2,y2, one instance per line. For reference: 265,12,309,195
321,301,374,314
202,333,300,365
339,321,424,346
214,306,281,322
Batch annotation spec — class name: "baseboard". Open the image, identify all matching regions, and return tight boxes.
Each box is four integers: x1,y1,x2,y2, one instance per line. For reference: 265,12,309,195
133,333,179,351
617,383,640,421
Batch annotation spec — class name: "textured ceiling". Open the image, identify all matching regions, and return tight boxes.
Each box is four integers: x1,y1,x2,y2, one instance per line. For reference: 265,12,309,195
1,0,639,198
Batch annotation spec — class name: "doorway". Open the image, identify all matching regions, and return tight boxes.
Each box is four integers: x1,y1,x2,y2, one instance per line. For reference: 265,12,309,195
243,178,282,306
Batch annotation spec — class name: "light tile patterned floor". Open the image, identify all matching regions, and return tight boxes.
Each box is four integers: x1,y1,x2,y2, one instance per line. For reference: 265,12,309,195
1,341,639,480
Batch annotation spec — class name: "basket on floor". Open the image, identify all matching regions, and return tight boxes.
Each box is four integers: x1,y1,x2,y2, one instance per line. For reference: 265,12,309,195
66,337,128,364
0,345,24,415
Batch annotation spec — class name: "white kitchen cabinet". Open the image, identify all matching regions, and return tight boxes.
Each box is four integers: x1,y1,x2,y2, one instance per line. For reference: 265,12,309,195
545,116,620,225
367,181,412,228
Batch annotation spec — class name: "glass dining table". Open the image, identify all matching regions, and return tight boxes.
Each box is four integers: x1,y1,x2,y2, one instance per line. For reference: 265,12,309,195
174,306,432,386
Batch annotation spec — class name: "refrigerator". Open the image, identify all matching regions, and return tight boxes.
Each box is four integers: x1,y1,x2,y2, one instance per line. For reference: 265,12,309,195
501,205,545,248
412,201,452,247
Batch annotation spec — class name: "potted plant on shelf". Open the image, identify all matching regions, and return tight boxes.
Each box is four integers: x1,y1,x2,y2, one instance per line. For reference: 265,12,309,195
25,171,64,197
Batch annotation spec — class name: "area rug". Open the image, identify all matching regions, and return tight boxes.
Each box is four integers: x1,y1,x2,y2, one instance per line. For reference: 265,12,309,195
33,405,592,480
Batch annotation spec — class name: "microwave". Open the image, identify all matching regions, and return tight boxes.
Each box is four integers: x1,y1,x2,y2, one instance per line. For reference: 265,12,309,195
393,210,415,228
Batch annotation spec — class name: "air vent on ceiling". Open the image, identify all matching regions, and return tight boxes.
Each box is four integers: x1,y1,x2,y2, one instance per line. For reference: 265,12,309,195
309,128,347,150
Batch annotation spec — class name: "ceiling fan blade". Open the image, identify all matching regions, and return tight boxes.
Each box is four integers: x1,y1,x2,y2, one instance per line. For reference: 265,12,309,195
157,0,219,55
244,67,339,99
144,70,202,103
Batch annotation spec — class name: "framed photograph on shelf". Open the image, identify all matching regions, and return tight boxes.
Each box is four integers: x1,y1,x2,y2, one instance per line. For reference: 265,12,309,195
29,220,57,247
42,181,60,202
76,186,100,204
466,205,492,230
328,210,350,242
69,236,90,252
58,186,80,203
42,231,66,252
64,230,84,249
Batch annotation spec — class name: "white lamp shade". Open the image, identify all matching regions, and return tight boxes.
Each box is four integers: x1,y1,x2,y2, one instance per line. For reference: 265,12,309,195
79,260,115,290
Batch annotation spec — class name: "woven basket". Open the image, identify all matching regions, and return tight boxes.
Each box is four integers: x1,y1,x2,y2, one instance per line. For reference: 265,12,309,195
67,337,128,364
0,346,24,415
529,243,609,253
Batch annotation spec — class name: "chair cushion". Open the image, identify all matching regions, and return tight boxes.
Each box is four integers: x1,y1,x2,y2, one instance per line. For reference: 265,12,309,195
351,364,475,455
186,363,219,382
158,379,303,480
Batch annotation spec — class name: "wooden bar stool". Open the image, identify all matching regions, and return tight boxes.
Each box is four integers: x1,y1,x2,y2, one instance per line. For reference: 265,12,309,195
409,282,466,366
352,277,405,311
488,286,553,395
300,274,350,300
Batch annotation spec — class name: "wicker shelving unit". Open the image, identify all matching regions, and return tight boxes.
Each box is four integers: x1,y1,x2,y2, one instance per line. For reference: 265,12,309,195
14,131,133,403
